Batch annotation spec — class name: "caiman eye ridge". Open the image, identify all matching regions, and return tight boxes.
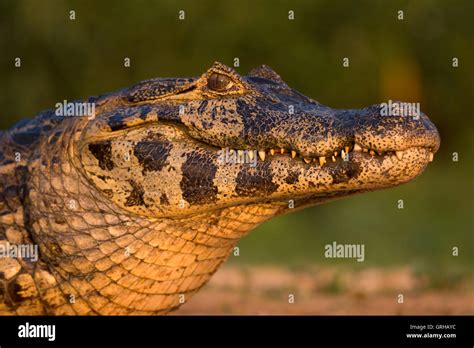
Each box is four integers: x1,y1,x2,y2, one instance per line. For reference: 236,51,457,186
221,143,435,166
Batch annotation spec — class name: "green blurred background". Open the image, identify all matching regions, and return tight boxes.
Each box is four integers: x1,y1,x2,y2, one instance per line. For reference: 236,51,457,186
0,0,472,282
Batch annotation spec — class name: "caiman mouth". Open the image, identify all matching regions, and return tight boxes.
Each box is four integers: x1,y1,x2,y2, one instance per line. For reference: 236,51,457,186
79,112,440,221
213,142,436,166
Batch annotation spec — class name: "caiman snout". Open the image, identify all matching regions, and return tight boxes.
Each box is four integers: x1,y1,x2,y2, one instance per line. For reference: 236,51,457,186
213,99,441,164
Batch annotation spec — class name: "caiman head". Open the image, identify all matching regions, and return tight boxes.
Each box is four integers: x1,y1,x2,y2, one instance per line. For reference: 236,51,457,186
79,62,440,219
21,62,440,314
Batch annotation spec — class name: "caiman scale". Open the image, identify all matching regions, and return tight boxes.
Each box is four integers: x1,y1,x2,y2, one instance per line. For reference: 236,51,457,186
0,62,440,315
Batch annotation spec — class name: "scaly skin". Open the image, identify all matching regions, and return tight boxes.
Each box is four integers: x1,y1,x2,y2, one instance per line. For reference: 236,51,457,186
0,62,440,315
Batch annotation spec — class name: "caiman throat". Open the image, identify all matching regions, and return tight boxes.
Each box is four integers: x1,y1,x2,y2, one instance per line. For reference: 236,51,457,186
0,62,440,315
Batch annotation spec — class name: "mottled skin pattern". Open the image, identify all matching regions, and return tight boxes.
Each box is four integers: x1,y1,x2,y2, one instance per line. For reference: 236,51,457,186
0,62,440,315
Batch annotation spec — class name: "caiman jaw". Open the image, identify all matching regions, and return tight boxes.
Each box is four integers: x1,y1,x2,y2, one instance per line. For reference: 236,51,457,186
217,142,436,166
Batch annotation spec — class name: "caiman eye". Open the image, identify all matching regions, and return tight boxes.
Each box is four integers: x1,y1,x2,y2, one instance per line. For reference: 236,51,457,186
207,73,233,92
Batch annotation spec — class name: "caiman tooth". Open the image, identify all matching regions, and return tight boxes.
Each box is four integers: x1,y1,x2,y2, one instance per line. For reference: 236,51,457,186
280,148,285,154
237,150,244,157
369,150,375,156
291,150,297,158
248,151,254,160
303,157,311,164
395,150,404,160
270,149,275,155
258,150,266,161
345,146,350,153
429,152,434,162
319,156,326,166
391,154,398,162
331,155,336,162
334,151,338,157
363,148,368,152
353,143,362,152
341,149,346,158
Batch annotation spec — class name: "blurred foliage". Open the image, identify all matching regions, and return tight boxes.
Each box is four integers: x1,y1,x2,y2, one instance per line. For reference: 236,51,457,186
0,0,472,274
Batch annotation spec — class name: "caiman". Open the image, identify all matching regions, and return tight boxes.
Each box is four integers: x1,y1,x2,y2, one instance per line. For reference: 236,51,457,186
0,62,440,315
